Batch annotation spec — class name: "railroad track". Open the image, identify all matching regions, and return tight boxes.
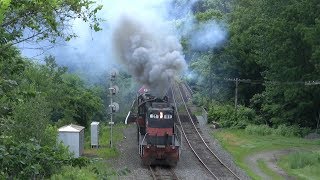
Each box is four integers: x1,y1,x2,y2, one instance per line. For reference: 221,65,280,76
149,166,179,180
171,82,241,180
182,82,193,99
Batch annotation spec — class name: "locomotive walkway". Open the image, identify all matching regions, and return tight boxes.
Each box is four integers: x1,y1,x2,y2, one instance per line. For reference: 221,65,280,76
171,82,241,180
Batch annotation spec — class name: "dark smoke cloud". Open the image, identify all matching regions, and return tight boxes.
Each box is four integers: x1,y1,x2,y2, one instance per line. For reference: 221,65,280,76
112,15,187,96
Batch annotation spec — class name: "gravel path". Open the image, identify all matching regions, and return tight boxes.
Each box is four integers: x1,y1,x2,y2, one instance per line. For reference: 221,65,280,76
245,149,297,180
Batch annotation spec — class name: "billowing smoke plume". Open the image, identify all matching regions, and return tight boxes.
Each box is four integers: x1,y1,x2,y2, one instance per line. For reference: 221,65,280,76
19,0,228,86
112,15,187,96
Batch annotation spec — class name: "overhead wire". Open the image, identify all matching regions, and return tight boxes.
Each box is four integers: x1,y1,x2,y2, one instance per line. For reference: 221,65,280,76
210,77,320,86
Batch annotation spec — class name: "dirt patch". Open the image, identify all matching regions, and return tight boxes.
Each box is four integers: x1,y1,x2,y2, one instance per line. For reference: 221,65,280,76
245,149,299,180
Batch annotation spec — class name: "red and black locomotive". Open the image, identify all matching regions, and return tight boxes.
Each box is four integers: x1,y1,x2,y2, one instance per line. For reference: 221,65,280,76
127,89,181,166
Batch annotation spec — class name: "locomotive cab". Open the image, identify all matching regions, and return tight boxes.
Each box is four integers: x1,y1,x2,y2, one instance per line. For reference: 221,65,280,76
146,104,174,146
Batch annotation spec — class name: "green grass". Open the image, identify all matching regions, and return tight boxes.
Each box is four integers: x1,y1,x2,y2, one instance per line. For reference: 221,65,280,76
213,129,320,179
84,123,126,159
278,151,320,180
52,123,129,179
257,159,282,180
51,166,97,180
51,158,127,179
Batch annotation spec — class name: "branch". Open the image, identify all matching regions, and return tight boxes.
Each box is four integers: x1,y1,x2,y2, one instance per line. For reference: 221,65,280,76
0,30,45,53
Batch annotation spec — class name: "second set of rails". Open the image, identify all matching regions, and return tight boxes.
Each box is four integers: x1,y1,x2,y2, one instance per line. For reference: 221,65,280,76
170,82,241,180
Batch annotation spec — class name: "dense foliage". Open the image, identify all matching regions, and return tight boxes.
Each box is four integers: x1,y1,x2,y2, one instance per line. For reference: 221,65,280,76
0,47,104,178
188,0,320,130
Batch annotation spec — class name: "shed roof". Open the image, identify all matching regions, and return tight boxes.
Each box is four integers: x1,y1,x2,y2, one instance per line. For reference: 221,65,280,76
58,124,85,132
91,121,100,125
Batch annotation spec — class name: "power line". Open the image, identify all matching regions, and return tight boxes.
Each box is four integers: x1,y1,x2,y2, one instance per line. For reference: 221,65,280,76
213,77,320,86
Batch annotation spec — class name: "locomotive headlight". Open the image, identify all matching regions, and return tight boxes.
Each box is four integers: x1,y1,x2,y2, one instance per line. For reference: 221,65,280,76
160,112,163,119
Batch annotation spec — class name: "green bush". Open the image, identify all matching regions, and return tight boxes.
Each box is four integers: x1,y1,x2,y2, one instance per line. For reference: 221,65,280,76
69,157,90,168
208,104,258,129
0,137,72,179
245,124,272,136
0,136,91,179
273,125,300,137
286,152,320,169
192,92,210,107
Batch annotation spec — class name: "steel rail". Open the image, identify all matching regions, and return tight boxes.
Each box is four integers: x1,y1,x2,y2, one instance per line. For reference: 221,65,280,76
173,82,241,180
171,85,219,180
184,81,193,95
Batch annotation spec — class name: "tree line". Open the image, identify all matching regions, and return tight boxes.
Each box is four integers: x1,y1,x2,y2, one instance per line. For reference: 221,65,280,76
187,0,320,130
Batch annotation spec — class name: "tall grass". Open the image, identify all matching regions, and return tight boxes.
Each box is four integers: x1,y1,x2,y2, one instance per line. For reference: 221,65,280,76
286,152,320,169
279,151,320,179
245,124,310,137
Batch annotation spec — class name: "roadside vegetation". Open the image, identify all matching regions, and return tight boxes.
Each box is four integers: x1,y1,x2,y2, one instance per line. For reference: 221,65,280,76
213,129,320,179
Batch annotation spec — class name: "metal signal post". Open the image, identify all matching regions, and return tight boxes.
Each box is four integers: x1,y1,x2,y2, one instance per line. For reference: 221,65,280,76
109,70,119,148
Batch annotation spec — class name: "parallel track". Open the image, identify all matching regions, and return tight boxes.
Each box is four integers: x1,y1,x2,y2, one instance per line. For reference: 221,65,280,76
149,166,179,180
171,82,241,180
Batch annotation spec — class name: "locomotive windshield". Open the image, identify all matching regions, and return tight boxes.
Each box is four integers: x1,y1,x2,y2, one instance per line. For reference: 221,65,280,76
149,113,172,119
147,109,174,128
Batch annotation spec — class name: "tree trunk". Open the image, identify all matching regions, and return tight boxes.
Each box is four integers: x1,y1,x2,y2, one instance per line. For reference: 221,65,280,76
316,111,320,133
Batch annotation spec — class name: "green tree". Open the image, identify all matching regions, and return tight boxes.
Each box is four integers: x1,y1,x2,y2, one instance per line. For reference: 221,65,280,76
0,0,103,51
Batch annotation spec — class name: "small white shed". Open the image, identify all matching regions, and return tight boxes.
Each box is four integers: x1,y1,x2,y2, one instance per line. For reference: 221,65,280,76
58,124,85,158
90,121,100,148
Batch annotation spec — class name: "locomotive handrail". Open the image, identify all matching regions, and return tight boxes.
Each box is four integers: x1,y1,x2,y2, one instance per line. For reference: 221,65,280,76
139,133,148,156
141,133,148,145
137,98,157,107
125,111,131,124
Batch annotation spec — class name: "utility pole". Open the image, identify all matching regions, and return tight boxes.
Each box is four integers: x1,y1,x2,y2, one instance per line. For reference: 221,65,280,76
235,78,239,110
108,70,119,148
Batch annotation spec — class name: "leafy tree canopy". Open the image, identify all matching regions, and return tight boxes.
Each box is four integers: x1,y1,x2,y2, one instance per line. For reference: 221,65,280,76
0,0,103,51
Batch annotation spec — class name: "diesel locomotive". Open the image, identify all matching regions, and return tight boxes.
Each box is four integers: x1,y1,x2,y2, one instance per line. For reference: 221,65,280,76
126,88,181,166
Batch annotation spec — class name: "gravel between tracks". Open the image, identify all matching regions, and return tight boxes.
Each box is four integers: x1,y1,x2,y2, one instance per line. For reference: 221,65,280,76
196,116,250,180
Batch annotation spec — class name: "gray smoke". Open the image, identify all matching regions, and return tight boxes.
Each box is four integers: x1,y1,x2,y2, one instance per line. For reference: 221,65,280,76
112,15,187,96
190,20,227,50
18,0,227,85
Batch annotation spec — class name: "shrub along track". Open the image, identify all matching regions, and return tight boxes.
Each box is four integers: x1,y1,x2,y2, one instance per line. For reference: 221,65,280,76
171,82,241,180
